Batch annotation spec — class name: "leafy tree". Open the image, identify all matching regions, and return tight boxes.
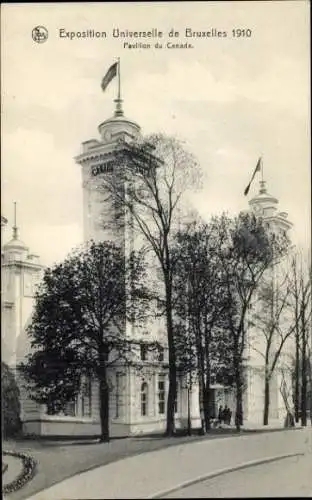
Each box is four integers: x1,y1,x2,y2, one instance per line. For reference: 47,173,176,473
219,211,289,431
20,241,149,442
1,362,22,438
99,133,201,436
173,218,234,433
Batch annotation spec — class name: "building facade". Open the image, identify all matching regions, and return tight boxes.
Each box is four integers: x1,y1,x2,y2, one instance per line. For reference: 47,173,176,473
1,102,295,437
74,99,204,436
1,217,46,433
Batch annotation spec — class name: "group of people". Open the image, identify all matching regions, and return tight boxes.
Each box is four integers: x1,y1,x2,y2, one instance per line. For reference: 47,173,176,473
218,405,232,425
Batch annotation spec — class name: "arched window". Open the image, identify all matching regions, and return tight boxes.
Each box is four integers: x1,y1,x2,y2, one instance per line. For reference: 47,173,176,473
115,372,122,418
158,377,165,415
141,382,148,416
80,376,92,418
140,344,148,361
174,383,178,414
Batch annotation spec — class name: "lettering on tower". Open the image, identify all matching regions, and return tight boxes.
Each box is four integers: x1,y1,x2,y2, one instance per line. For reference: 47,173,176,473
91,160,117,176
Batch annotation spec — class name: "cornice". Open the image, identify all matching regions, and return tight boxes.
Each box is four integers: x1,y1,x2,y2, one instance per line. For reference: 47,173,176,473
2,261,44,271
75,149,116,165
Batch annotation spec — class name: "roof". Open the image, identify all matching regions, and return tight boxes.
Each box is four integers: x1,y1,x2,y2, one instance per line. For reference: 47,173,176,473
3,237,29,252
98,114,141,132
249,181,278,205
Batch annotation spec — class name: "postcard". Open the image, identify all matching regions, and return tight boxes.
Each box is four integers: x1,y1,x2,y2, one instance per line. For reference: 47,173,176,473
2,2,311,499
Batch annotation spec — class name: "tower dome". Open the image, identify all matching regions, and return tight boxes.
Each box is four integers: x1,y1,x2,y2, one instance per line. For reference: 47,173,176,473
98,97,141,144
249,180,292,234
249,180,278,217
3,237,29,253
2,203,29,259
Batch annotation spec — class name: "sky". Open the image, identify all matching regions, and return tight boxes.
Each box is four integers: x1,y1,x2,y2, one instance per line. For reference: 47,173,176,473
1,1,311,266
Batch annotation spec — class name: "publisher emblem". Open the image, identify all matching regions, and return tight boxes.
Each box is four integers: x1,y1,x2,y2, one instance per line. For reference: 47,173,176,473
32,26,48,44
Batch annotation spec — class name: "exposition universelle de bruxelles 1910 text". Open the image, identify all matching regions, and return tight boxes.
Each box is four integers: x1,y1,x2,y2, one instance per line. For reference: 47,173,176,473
58,27,253,48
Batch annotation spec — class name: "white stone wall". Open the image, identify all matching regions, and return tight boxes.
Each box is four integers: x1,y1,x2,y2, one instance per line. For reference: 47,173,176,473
1,260,43,369
245,183,294,424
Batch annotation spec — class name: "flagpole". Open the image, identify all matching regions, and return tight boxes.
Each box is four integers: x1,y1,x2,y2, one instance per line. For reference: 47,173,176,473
114,57,123,117
13,201,18,239
259,156,267,194
261,156,264,182
117,57,121,101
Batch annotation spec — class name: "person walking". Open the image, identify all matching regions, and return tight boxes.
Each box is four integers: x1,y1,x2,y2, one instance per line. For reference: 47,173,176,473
228,408,232,425
224,405,229,425
218,405,223,424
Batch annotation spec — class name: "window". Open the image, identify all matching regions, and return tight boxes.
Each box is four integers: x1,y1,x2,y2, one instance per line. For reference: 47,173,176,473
64,399,77,417
140,344,148,361
47,398,77,417
158,379,165,414
46,377,92,418
141,382,148,416
46,401,61,416
156,298,163,311
115,372,122,418
158,346,164,362
81,377,92,418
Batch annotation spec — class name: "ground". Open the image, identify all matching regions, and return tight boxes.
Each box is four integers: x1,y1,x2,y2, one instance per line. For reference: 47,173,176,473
3,428,261,500
3,426,309,500
163,454,312,497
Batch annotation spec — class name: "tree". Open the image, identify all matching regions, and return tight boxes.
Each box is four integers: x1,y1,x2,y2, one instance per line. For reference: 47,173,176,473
174,333,197,436
288,251,311,426
249,267,294,425
20,241,149,442
1,362,22,438
280,365,295,427
219,212,289,431
98,133,201,436
173,218,234,433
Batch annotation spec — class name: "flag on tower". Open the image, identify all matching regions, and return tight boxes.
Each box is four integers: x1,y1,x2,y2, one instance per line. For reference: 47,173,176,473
244,157,262,196
101,62,118,92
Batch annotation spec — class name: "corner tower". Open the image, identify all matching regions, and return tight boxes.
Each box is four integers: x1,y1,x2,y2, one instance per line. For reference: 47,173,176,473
246,179,293,424
75,97,141,244
1,204,44,368
249,179,293,235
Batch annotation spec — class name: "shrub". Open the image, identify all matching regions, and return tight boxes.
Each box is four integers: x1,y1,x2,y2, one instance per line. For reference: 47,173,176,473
3,451,37,493
1,362,22,438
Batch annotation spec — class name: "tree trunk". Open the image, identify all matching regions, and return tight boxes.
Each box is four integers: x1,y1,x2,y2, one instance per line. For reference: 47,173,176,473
99,368,110,442
198,371,206,434
203,334,211,432
235,386,243,431
203,376,211,432
263,376,270,426
196,331,207,434
187,387,192,435
301,337,307,427
98,344,110,443
164,275,177,437
294,331,300,423
235,364,243,432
